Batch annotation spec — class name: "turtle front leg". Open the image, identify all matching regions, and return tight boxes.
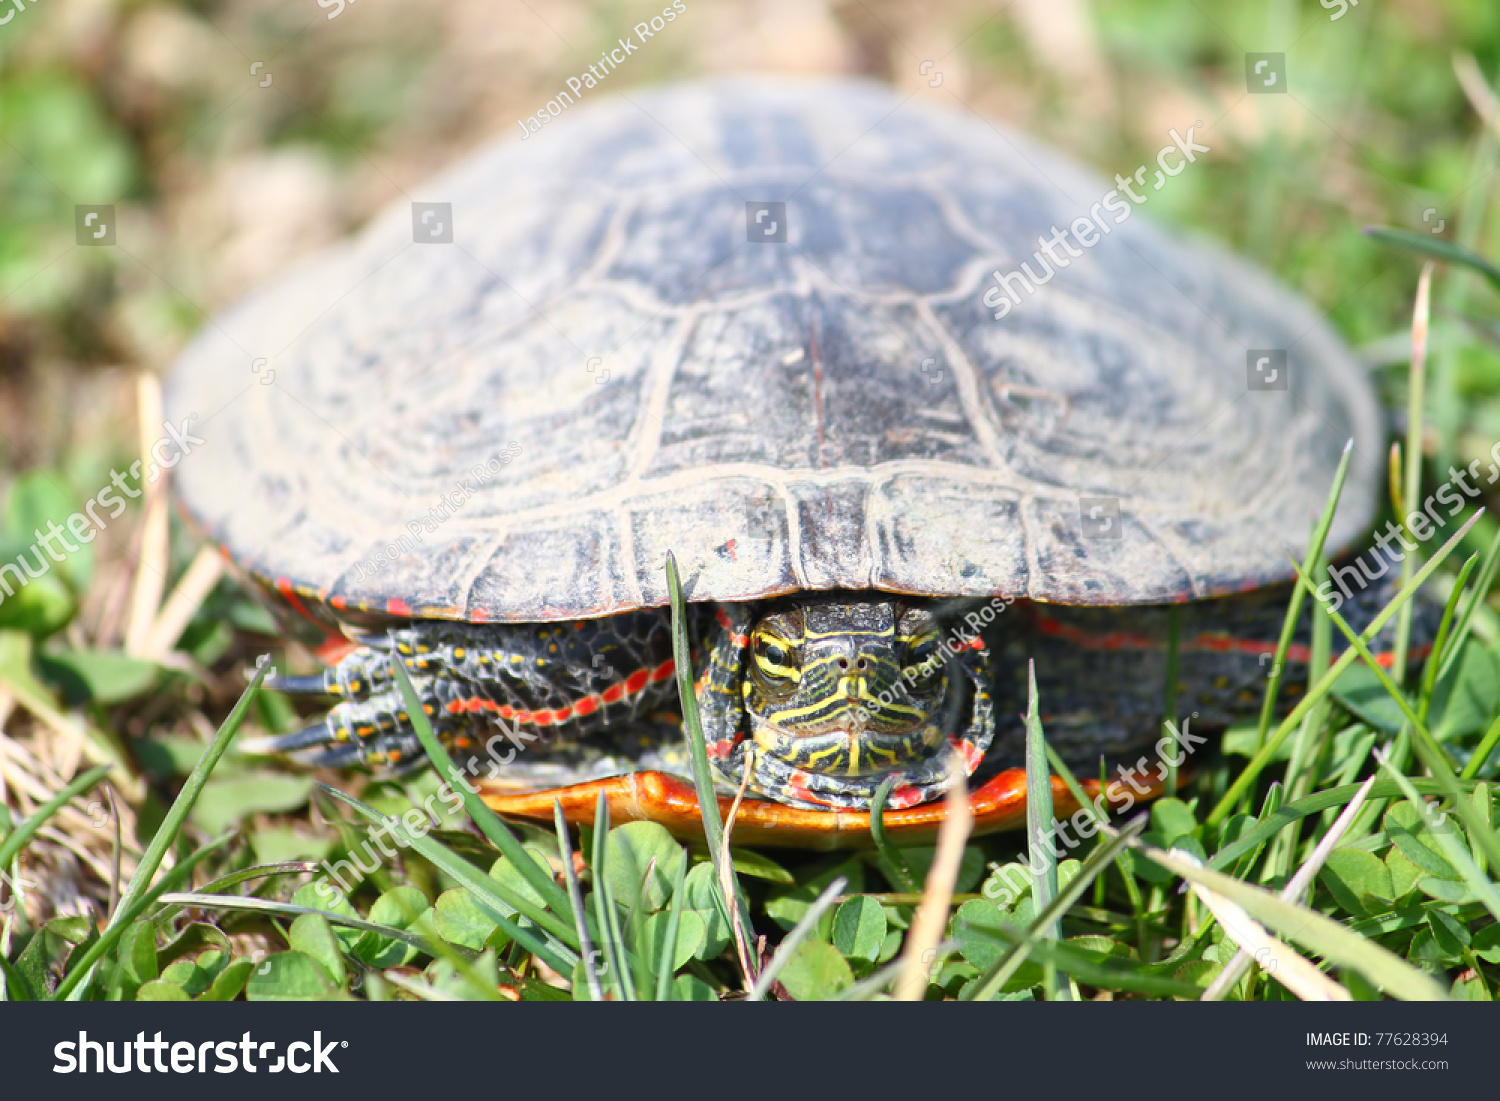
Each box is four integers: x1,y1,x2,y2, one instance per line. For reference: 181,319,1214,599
249,612,680,774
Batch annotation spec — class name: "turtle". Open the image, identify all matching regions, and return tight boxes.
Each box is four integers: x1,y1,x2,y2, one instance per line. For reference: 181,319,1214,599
164,76,1392,849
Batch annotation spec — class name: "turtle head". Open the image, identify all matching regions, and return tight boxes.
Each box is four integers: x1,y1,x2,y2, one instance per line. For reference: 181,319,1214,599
739,597,951,782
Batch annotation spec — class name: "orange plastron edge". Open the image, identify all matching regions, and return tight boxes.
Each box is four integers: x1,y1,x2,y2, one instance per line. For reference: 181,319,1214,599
479,768,1170,851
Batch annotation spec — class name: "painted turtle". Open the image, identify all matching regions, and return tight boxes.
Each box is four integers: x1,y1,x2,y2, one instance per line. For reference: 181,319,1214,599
165,77,1386,848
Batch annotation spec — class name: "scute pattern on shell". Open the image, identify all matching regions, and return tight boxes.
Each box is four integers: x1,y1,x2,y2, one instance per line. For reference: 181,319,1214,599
165,76,1381,622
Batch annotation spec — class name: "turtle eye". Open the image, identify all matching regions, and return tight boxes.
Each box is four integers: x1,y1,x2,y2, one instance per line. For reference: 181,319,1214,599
751,627,799,685
901,629,944,690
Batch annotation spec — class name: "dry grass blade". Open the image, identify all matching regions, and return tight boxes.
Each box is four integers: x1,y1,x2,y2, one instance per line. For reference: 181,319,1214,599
894,753,971,1001
124,373,169,657
0,763,111,873
1393,262,1435,681
1182,859,1352,1002
719,749,758,993
1203,773,1378,1000
1454,52,1500,136
1133,844,1448,1000
137,546,224,662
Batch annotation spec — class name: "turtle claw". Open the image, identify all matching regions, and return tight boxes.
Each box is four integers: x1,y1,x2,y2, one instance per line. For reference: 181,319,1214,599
264,670,337,695
240,720,337,756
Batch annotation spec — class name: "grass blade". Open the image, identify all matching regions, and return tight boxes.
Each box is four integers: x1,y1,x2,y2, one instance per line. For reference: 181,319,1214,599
1285,551,1500,875
392,656,575,922
152,861,321,926
1417,552,1478,722
318,783,577,975
1182,862,1351,1001
964,814,1147,1002
589,790,634,1001
1363,226,1500,292
1211,777,1473,870
1393,265,1435,684
52,833,235,1000
1463,714,1500,780
1021,661,1066,1000
1209,508,1485,825
54,657,272,999
155,893,433,953
0,764,111,872
1163,605,1180,795
554,800,602,1001
1248,441,1353,763
1133,844,1448,1000
118,656,271,921
1435,527,1500,685
1372,747,1500,924
664,553,756,979
870,774,919,893
966,928,1205,998
654,845,689,1002
1205,774,1379,1000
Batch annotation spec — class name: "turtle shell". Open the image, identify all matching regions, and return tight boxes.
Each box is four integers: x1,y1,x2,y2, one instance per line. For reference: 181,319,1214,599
164,76,1381,622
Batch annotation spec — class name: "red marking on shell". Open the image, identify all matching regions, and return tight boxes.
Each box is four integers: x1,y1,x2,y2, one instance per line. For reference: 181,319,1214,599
275,577,318,625
1030,608,1315,662
650,659,675,683
470,608,489,622
385,598,412,616
574,696,599,717
602,684,625,704
330,595,347,611
707,739,734,759
624,668,650,694
954,637,986,652
1030,608,1425,668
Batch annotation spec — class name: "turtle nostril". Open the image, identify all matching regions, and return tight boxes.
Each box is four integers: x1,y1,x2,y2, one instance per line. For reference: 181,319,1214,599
855,657,869,671
837,657,850,670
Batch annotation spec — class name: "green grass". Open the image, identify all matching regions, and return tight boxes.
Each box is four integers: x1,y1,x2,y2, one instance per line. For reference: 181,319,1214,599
3,0,1500,1001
